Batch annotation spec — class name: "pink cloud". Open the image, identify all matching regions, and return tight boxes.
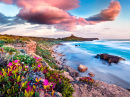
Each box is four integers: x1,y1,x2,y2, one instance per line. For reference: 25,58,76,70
0,0,121,31
86,1,121,22
0,0,13,4
16,0,81,30
42,0,79,11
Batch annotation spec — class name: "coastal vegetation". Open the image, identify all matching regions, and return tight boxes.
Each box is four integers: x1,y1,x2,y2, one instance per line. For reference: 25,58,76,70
0,34,82,97
0,44,74,97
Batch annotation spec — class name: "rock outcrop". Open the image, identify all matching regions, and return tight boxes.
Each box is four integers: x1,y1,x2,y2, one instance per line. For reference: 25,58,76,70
78,65,88,72
26,40,37,55
61,71,74,81
95,54,125,63
62,65,79,77
72,80,130,97
89,73,95,77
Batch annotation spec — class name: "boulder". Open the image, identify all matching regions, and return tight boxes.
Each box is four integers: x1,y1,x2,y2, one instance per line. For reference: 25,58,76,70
88,72,95,77
78,65,88,72
61,71,74,81
95,54,100,58
75,77,80,81
95,54,125,63
62,65,79,77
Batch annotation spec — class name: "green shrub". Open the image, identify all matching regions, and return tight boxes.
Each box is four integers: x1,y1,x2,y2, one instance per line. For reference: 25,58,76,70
79,76,94,85
0,41,4,47
36,46,58,69
2,46,17,53
60,82,74,97
13,54,35,65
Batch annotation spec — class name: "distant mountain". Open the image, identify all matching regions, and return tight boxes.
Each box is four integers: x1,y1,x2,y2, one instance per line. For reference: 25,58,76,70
58,34,99,41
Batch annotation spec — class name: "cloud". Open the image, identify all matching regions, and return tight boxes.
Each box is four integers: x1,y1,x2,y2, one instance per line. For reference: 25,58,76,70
0,12,26,27
0,0,121,31
0,0,13,4
0,27,15,32
15,0,82,31
86,1,121,22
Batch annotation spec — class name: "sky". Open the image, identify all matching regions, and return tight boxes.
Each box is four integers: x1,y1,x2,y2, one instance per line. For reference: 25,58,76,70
0,0,130,39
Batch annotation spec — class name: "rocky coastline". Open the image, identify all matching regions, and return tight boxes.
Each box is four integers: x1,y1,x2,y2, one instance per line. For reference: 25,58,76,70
51,43,130,97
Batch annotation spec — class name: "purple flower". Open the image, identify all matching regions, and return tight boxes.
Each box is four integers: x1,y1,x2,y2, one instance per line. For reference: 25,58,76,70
8,62,13,67
44,79,49,86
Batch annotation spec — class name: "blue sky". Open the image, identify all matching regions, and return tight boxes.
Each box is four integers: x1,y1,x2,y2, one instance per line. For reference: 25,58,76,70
0,0,130,39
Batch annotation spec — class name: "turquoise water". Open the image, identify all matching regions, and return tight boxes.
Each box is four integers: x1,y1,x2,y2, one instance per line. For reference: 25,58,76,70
71,40,130,60
54,40,130,89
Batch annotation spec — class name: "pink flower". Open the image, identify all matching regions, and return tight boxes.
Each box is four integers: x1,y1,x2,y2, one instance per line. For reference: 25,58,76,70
33,56,36,59
26,85,31,92
44,79,49,86
25,66,28,68
27,81,31,86
0,71,3,76
36,57,39,60
38,64,41,67
8,62,13,67
13,60,18,63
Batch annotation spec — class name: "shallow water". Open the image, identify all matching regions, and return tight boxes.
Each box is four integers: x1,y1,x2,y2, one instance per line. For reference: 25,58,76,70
54,40,130,89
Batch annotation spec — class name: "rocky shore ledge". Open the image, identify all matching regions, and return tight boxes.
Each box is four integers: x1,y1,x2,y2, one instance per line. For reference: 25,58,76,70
51,44,130,97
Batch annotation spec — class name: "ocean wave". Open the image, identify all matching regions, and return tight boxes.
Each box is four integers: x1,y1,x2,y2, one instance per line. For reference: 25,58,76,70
91,41,130,50
63,43,94,55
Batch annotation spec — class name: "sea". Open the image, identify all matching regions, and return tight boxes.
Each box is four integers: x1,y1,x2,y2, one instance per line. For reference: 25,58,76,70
54,39,130,89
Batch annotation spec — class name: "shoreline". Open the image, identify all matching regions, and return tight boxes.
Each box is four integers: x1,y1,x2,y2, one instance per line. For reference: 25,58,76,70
50,43,130,96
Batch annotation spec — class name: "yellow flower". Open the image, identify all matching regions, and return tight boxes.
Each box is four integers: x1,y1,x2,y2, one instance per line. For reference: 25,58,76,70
52,90,55,96
35,77,41,82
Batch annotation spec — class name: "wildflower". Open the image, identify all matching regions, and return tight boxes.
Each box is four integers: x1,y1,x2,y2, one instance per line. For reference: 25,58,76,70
35,77,41,82
44,79,49,86
8,62,13,67
38,64,41,67
21,76,25,79
27,81,31,86
52,90,55,96
13,60,18,63
26,85,31,92
36,57,39,60
33,56,36,59
0,71,3,76
25,66,29,68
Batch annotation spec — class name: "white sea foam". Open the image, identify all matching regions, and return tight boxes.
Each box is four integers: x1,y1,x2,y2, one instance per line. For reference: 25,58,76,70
91,41,130,50
64,43,94,55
